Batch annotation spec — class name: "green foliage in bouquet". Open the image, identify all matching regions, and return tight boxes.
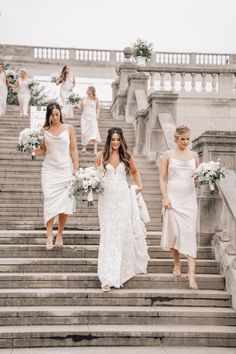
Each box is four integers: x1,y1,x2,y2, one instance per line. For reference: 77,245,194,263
133,38,153,61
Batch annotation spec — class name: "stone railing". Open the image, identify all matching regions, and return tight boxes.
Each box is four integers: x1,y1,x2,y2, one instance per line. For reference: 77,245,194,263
1,44,235,68
192,131,236,309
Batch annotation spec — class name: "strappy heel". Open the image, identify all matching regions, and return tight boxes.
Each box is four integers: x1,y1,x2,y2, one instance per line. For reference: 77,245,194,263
187,271,198,289
101,285,111,292
46,235,54,250
55,237,63,248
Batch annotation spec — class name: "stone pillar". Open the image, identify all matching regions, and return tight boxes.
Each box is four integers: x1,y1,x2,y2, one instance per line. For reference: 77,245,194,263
218,73,234,94
133,112,147,155
192,131,236,246
125,73,149,123
111,79,119,102
146,91,178,161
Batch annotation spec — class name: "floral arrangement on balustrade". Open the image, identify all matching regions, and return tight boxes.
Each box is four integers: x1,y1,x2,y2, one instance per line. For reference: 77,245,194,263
17,128,44,160
68,167,104,206
66,93,81,105
133,38,153,62
192,159,226,191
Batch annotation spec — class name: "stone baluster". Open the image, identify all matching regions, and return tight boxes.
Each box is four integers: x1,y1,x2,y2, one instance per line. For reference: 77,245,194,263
191,73,196,92
170,72,176,92
201,73,207,92
149,72,155,93
211,73,218,92
160,72,165,91
180,73,186,92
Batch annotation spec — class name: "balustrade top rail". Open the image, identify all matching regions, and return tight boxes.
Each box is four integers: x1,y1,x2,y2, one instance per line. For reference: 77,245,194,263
1,44,235,68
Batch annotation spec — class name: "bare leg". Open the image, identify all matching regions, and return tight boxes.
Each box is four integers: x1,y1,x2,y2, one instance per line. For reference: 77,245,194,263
171,248,181,277
82,145,87,153
55,213,68,247
94,142,97,154
187,256,198,289
46,217,54,250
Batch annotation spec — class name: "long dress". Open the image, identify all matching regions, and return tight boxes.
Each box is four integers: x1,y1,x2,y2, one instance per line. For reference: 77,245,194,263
18,78,30,116
81,98,101,146
0,72,8,116
98,162,149,288
60,76,74,118
41,129,75,225
161,158,197,258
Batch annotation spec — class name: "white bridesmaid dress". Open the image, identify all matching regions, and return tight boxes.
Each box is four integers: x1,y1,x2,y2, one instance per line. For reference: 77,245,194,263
97,162,149,288
60,76,74,118
18,78,30,116
161,158,198,258
41,129,75,225
81,98,101,146
0,72,8,116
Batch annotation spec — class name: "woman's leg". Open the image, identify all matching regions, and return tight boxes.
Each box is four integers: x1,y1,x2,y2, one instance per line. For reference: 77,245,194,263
46,217,54,250
187,256,198,289
171,248,181,277
82,145,87,153
55,213,68,246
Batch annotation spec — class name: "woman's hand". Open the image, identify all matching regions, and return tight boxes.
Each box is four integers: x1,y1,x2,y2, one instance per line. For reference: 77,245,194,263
163,198,171,209
136,186,143,194
72,169,78,176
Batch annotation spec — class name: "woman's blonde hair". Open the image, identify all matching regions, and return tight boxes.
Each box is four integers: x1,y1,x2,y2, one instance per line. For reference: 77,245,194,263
174,125,190,141
87,85,96,99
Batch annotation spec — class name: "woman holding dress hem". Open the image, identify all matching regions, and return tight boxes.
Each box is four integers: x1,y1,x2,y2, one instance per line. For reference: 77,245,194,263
35,102,79,250
159,125,199,289
94,127,149,292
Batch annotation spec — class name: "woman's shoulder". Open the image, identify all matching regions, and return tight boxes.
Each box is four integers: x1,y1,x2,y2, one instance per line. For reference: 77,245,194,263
161,150,173,160
94,151,103,166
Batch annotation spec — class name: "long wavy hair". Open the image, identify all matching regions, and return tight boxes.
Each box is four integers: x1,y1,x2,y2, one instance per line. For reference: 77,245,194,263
43,102,64,129
87,85,96,100
102,127,131,175
59,65,68,82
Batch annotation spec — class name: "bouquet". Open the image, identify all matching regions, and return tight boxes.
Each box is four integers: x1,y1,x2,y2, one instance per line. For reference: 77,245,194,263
66,93,81,105
51,73,60,83
192,159,225,191
68,167,104,206
28,78,37,90
6,69,18,84
17,128,44,160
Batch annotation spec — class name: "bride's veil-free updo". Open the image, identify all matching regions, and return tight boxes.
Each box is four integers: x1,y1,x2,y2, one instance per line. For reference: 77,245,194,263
102,127,131,175
174,125,190,141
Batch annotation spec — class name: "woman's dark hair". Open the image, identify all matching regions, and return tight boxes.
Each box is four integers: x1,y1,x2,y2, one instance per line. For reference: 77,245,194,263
59,65,68,83
43,102,63,129
102,127,131,175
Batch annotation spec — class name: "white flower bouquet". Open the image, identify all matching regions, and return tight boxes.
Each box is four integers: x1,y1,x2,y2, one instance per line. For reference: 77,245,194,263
17,128,44,160
192,159,225,191
66,93,81,105
50,73,60,83
69,167,104,206
6,69,18,84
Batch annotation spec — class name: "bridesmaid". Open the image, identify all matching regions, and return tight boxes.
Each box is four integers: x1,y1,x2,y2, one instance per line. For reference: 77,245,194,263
79,85,101,154
35,102,79,250
57,65,75,118
159,125,199,289
0,64,7,116
9,68,31,117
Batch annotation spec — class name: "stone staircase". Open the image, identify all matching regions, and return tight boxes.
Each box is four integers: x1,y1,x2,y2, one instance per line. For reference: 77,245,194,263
0,106,235,349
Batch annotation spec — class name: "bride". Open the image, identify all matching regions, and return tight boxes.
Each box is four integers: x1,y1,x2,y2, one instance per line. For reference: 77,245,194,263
94,127,149,292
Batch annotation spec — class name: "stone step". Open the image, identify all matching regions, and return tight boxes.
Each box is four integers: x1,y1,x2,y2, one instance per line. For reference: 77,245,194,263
0,245,212,259
0,273,224,290
0,306,235,326
0,258,219,274
0,288,230,307
0,324,235,348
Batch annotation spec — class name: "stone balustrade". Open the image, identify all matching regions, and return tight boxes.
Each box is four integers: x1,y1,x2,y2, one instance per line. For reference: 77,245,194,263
193,131,236,308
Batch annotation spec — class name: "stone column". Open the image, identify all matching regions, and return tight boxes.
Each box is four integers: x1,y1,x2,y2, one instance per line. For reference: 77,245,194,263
125,73,149,123
146,91,178,161
111,79,119,102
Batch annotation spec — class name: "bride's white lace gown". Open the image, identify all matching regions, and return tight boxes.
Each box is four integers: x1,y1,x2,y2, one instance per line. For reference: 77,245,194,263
98,162,149,288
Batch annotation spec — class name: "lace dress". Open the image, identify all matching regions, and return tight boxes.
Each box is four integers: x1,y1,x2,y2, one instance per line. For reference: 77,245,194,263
0,72,7,116
41,129,75,225
97,162,148,288
60,76,74,118
81,97,101,146
161,158,198,258
18,78,30,116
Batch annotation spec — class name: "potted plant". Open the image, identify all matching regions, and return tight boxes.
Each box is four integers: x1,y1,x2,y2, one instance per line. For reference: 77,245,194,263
133,39,153,65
